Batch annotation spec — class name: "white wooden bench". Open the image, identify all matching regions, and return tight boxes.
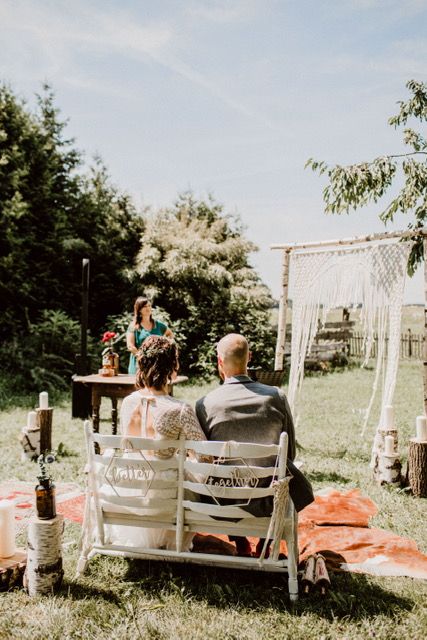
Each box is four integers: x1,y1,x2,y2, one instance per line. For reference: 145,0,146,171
77,421,299,601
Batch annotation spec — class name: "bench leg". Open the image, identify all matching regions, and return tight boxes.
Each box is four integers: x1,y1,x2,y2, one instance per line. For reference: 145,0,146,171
76,489,94,577
76,553,89,577
285,516,299,602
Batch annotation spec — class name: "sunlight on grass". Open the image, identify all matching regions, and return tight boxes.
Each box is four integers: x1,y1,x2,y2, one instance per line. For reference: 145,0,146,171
0,362,426,639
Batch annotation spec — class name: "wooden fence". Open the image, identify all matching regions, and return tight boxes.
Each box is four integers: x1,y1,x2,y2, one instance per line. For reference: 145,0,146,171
349,330,424,359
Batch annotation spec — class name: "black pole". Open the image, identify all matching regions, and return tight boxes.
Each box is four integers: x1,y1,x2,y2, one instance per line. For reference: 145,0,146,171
72,258,92,418
81,258,90,371
75,258,90,376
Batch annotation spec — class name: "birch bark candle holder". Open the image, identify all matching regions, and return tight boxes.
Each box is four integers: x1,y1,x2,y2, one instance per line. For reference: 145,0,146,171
24,515,64,596
373,405,402,486
19,411,41,461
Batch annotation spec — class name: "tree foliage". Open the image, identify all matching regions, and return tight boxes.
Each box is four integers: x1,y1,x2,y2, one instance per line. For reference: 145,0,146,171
0,83,144,388
0,84,143,341
0,84,277,387
134,193,276,375
306,80,427,274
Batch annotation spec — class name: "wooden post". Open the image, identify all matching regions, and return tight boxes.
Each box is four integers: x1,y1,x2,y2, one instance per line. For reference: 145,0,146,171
75,258,90,376
25,514,64,596
36,408,53,454
275,249,291,370
424,237,427,414
408,439,427,497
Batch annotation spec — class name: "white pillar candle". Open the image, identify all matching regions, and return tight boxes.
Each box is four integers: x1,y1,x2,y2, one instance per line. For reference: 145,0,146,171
0,500,16,558
384,405,394,429
416,415,427,442
39,391,49,410
384,435,394,456
27,411,37,430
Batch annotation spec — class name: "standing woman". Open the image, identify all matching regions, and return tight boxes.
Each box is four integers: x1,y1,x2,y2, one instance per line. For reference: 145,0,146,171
126,297,173,374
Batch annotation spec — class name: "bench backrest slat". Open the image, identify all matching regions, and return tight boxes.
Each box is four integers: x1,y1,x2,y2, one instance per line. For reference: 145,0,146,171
91,434,181,450
184,459,277,478
183,480,274,500
182,499,255,519
186,440,281,457
94,454,179,472
98,492,177,512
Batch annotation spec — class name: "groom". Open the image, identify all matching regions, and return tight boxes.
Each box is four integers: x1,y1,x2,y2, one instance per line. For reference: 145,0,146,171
195,333,314,557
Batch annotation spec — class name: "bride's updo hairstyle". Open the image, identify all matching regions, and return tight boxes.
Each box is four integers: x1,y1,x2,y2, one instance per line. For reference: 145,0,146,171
136,335,179,391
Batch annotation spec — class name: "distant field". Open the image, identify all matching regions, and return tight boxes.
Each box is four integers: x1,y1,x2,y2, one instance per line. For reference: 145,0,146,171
270,305,424,335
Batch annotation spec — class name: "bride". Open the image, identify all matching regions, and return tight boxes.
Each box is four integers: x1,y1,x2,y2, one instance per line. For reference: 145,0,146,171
110,334,207,551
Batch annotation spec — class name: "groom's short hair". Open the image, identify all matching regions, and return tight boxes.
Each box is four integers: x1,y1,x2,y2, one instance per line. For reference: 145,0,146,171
217,334,249,366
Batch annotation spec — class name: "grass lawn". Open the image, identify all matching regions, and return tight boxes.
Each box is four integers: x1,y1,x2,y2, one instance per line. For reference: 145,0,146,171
0,363,426,640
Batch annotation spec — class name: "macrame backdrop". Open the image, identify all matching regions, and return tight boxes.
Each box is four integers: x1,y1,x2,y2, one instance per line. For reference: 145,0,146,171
287,240,412,440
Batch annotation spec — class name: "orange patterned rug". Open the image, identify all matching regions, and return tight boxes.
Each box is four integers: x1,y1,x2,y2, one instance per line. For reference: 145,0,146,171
1,483,426,579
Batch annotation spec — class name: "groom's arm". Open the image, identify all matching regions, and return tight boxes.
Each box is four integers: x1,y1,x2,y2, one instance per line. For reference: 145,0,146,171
195,397,209,438
279,391,296,460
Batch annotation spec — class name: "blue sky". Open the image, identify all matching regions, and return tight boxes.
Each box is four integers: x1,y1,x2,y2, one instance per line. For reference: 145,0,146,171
1,0,426,302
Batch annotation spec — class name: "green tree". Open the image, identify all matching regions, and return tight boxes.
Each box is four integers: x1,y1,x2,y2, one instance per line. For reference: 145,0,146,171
135,193,276,375
0,84,143,340
0,83,144,387
306,80,427,273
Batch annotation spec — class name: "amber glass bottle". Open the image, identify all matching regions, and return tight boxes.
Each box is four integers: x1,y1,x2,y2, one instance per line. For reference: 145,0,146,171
102,348,119,375
35,477,56,520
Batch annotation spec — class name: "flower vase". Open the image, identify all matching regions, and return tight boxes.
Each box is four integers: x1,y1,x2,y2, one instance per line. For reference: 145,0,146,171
102,349,119,375
35,478,56,520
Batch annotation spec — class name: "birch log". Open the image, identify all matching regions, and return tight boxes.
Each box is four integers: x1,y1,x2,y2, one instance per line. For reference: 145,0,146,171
274,249,291,370
408,439,427,497
424,237,427,415
25,514,64,596
372,429,401,484
19,427,40,461
36,408,53,454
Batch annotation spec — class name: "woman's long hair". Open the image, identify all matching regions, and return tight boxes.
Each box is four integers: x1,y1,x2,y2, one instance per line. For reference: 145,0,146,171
133,296,153,329
136,336,178,391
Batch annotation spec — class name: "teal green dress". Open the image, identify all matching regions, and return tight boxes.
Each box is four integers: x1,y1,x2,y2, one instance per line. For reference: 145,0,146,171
127,320,168,374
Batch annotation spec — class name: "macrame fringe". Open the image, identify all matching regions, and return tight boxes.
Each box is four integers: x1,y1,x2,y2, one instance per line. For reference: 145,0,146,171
286,241,411,455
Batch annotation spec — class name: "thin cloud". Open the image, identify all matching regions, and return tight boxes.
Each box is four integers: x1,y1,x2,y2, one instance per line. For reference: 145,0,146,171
337,0,427,21
0,0,283,133
186,0,257,23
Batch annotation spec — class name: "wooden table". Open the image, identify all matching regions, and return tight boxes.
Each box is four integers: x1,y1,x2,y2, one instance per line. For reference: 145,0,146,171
73,374,188,436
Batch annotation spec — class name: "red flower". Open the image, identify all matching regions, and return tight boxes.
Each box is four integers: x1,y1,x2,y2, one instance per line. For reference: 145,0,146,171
101,331,117,343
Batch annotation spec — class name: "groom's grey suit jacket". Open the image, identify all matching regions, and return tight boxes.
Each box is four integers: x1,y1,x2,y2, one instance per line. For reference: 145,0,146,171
195,375,314,514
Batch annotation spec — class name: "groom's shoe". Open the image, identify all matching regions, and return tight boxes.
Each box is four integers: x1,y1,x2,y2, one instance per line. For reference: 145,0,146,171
254,539,287,560
229,535,252,557
254,538,270,558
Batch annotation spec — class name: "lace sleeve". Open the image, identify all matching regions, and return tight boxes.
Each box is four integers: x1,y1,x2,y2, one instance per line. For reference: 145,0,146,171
180,404,205,441
180,404,212,463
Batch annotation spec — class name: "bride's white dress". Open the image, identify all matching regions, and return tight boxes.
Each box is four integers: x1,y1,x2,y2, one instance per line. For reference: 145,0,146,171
105,390,206,551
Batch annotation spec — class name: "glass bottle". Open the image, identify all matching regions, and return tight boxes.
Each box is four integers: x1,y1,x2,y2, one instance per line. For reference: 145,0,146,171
102,348,119,375
35,477,56,520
